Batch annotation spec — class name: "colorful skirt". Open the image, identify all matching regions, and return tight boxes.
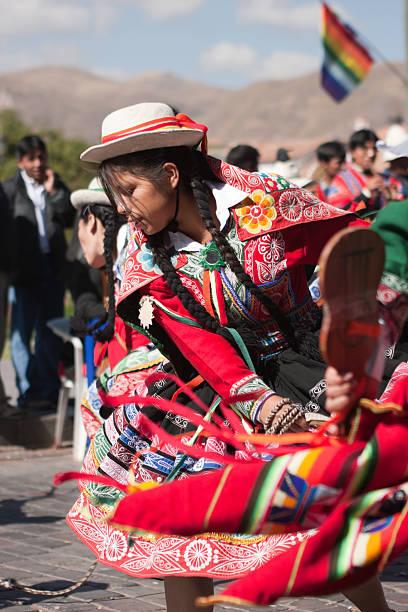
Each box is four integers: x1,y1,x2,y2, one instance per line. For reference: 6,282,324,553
67,346,313,577
67,341,407,579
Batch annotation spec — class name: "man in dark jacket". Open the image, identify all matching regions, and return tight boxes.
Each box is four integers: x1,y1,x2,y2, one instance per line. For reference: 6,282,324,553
2,135,74,408
0,182,12,411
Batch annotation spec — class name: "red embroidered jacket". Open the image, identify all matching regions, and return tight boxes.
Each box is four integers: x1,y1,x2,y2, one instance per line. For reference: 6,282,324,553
116,158,355,423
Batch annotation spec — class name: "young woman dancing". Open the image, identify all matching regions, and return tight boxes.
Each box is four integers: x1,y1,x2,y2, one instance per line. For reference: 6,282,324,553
66,102,381,611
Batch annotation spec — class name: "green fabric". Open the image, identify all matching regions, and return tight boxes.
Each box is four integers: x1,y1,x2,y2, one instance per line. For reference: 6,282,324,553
371,200,408,294
225,327,256,373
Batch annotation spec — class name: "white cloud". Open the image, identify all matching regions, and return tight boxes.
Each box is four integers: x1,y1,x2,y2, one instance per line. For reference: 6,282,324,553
0,44,84,74
0,0,92,36
257,50,319,80
201,42,258,73
238,0,319,30
201,41,318,81
134,0,205,20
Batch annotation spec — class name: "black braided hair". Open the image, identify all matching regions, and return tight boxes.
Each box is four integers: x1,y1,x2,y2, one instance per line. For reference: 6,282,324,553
71,204,123,342
148,232,218,334
97,147,319,370
147,231,269,369
189,173,296,346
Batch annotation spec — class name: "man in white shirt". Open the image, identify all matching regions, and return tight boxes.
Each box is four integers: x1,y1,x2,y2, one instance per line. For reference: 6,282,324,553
2,135,74,410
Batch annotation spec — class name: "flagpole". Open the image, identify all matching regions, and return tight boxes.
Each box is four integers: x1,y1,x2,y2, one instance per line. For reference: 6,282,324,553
405,0,408,122
356,28,408,89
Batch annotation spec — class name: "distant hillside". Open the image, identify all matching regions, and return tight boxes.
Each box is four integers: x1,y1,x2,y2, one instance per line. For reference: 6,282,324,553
0,64,405,159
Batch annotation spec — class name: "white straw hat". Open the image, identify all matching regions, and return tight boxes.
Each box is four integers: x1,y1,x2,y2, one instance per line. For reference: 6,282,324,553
377,126,408,162
70,177,110,210
80,102,207,164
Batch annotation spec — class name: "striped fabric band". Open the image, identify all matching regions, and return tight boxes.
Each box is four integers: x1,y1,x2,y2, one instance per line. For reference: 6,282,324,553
101,115,208,144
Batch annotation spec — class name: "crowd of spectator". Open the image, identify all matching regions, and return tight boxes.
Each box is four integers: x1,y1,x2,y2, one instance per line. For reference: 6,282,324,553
1,118,407,418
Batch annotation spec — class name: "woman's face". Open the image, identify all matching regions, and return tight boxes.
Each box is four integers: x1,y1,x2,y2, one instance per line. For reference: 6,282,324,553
78,213,106,268
112,164,178,235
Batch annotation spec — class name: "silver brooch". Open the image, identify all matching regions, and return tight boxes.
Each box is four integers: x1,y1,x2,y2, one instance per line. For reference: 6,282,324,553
139,296,155,329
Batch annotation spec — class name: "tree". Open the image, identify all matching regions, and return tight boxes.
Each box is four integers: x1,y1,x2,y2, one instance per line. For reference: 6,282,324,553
0,110,92,190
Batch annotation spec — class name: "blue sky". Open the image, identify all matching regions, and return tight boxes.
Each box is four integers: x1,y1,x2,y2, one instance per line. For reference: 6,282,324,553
0,0,405,89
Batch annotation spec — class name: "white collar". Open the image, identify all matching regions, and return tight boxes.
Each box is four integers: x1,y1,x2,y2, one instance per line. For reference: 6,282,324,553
169,181,248,252
20,169,45,190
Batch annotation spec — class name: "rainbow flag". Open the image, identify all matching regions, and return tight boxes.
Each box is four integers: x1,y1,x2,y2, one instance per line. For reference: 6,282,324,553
321,3,374,102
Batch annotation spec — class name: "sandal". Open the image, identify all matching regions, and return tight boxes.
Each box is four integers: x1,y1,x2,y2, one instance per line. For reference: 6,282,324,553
318,227,385,379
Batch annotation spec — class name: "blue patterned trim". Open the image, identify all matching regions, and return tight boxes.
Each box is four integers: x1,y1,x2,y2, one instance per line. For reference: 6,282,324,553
258,330,287,358
220,210,234,235
250,389,276,422
287,293,322,329
141,449,223,477
220,268,260,324
120,426,150,452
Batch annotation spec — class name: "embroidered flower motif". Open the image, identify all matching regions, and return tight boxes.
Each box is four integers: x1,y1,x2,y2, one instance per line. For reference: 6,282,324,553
261,175,279,192
278,190,303,222
136,243,161,274
262,174,292,192
184,539,212,571
104,530,128,561
269,232,285,262
136,242,179,275
236,191,277,234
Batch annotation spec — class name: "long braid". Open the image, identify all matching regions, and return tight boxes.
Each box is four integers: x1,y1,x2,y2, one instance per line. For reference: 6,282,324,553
147,234,262,358
71,206,122,342
98,146,321,367
95,210,120,342
190,176,296,348
148,233,218,333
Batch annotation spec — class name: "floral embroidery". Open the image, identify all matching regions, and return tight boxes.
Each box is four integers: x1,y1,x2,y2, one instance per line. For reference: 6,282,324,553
230,374,271,421
103,530,128,561
278,190,304,222
260,175,279,193
136,243,180,275
269,232,285,263
136,243,162,275
262,174,291,192
236,191,277,235
184,539,212,571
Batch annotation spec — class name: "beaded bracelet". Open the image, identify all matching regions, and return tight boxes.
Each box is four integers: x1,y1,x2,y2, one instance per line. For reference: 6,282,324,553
263,397,291,432
267,403,303,435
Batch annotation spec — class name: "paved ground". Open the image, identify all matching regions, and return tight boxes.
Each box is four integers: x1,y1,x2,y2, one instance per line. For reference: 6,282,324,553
1,359,407,611
0,445,407,612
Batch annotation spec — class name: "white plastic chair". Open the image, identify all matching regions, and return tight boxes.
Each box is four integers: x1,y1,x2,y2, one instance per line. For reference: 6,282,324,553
46,317,88,461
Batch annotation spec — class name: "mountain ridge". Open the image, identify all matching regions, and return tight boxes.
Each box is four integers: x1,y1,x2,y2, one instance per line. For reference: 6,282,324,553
0,63,404,159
